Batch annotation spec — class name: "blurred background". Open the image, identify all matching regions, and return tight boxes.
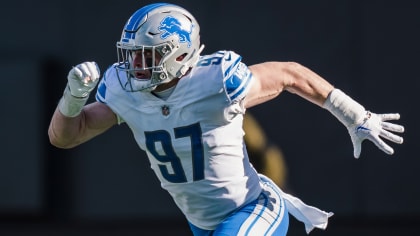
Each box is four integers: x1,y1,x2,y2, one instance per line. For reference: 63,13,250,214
0,0,419,235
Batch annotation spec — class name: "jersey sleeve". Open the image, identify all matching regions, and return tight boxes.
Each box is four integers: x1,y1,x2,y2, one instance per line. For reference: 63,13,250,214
221,51,254,103
95,66,126,124
95,66,112,104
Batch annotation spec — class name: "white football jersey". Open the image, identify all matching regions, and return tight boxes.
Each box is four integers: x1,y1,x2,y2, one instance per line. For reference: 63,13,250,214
95,50,262,230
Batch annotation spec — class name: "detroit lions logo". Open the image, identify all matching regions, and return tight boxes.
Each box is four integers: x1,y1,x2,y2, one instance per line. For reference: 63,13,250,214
158,16,193,47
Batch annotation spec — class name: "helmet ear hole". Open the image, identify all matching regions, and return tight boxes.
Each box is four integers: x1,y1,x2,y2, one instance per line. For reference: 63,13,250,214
176,53,187,61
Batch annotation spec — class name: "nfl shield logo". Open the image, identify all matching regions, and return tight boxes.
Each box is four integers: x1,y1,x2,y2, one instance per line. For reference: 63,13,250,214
161,105,170,116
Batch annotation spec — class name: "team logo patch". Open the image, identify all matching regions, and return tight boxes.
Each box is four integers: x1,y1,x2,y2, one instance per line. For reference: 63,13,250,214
159,16,192,47
161,105,170,116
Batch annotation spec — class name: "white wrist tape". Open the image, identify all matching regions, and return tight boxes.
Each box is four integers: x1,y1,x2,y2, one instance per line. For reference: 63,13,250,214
58,85,89,117
323,89,366,127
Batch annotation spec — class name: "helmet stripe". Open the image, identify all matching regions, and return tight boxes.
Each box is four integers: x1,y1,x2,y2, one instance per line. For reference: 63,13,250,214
122,3,175,41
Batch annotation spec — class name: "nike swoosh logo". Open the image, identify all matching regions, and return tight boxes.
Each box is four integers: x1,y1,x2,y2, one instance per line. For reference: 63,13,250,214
356,126,371,132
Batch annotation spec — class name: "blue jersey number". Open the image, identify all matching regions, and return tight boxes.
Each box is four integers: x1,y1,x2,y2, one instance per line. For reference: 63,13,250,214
145,123,205,183
196,51,229,67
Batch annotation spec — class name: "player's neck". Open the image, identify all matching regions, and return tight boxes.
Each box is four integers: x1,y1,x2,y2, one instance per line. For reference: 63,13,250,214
152,85,176,100
154,77,181,92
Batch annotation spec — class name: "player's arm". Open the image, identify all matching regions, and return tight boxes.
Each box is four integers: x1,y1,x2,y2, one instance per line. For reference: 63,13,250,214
245,61,333,108
48,62,118,149
49,101,117,149
246,61,404,158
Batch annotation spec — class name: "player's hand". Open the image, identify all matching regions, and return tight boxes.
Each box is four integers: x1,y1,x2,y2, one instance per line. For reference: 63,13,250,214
348,112,404,158
67,61,100,98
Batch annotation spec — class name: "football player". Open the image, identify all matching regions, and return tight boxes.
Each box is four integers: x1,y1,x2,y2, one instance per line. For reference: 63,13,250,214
48,3,404,235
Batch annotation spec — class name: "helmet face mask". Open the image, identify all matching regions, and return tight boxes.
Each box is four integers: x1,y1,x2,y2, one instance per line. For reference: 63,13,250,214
116,3,204,92
116,42,174,91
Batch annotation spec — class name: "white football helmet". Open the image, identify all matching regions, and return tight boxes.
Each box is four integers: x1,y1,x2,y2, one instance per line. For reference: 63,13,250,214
116,3,204,92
